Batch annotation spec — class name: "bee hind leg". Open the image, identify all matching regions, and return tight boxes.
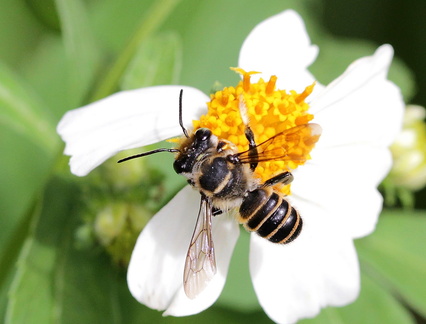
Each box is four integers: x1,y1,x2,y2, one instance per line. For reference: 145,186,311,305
262,171,294,187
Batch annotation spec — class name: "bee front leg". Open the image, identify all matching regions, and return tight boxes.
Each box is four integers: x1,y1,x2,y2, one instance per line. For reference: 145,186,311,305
239,96,258,171
262,171,294,188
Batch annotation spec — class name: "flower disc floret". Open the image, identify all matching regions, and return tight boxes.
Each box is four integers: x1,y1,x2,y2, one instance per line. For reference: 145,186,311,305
192,68,316,194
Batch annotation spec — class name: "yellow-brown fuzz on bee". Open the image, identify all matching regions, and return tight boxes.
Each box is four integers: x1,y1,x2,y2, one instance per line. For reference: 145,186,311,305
192,68,318,195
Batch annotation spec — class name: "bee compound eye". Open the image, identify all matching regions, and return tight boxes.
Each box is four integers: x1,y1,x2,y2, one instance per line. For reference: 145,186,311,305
195,128,211,141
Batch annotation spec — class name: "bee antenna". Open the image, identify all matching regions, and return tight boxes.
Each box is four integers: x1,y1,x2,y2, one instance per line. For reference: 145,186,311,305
179,89,189,138
117,148,180,163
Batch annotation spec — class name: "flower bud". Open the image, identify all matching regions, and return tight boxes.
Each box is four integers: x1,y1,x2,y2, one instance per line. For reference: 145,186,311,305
102,149,148,189
94,201,151,266
390,105,426,191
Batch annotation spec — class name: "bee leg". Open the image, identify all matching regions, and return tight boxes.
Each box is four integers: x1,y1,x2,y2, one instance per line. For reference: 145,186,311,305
212,207,223,216
238,95,258,171
262,171,294,188
244,126,258,171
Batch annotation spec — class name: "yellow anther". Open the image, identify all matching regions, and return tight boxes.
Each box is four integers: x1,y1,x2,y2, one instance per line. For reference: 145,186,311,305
221,88,230,106
266,75,277,95
193,68,318,194
296,82,315,104
231,67,261,92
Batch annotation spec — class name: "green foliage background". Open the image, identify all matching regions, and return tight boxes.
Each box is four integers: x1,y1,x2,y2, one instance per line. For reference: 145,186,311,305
0,0,425,323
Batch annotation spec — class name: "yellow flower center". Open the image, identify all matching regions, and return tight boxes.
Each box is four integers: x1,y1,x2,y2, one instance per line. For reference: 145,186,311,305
192,68,318,195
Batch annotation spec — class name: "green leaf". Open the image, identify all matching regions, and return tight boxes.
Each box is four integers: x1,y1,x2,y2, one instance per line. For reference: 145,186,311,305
54,0,102,107
20,36,70,120
5,178,123,324
53,236,123,323
0,60,59,152
0,261,17,322
387,57,416,102
88,0,158,54
5,179,72,324
0,208,33,321
357,211,426,318
25,0,60,31
120,32,183,90
91,0,182,101
0,126,56,298
0,1,45,67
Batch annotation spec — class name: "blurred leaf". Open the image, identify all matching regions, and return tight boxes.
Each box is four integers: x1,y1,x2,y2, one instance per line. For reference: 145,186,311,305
25,0,60,31
91,0,182,101
53,234,122,323
20,35,70,120
357,210,426,318
5,178,74,324
120,32,183,90
0,262,17,322
0,60,59,152
0,61,59,294
0,209,32,321
88,0,156,54
5,177,127,324
0,0,44,67
54,0,102,107
387,57,416,102
0,126,56,288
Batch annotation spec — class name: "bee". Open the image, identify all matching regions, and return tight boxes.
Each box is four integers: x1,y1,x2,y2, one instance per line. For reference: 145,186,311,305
119,90,321,299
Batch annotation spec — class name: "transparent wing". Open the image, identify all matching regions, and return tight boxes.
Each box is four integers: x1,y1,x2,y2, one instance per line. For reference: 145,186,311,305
183,195,216,299
235,123,322,163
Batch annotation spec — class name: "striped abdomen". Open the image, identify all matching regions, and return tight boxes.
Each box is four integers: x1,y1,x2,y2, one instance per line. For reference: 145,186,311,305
239,187,302,244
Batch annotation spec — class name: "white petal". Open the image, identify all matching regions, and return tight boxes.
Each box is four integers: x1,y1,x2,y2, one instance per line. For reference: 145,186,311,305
249,207,360,324
57,86,209,176
292,145,392,238
293,45,404,239
127,186,240,316
164,211,240,316
239,10,318,91
310,45,404,148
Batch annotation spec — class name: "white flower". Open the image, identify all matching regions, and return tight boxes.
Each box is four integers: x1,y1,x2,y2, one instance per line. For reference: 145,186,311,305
57,10,404,324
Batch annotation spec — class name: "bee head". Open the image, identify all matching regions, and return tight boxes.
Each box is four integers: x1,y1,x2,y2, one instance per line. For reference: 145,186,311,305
173,128,218,174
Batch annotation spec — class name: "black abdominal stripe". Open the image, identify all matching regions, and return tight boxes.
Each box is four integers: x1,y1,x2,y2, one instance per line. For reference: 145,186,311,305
239,187,302,244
